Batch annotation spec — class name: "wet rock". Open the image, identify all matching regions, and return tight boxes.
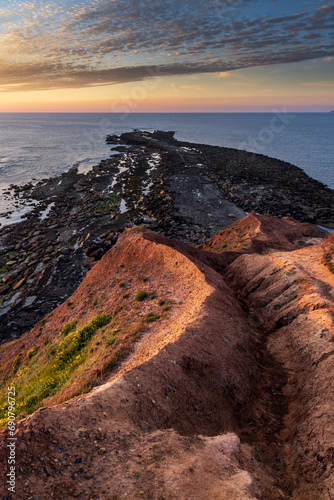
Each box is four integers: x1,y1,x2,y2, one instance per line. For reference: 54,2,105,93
24,296,37,307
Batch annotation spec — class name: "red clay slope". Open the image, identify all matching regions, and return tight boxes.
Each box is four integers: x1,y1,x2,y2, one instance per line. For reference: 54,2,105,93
0,218,333,499
224,232,334,500
201,213,326,254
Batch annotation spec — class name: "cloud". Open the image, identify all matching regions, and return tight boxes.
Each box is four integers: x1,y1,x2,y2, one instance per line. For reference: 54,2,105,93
179,85,204,90
0,0,333,92
300,80,334,86
213,72,232,78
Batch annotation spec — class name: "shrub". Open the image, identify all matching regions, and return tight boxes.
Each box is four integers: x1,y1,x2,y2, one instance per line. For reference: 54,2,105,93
119,282,126,288
135,290,147,301
27,348,38,360
158,299,165,306
61,320,78,336
13,354,22,373
143,312,160,323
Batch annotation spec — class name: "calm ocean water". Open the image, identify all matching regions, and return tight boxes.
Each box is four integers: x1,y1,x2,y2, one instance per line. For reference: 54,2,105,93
0,112,333,224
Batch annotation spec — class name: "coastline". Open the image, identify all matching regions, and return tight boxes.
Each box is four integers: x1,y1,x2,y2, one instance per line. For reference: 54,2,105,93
0,130,333,341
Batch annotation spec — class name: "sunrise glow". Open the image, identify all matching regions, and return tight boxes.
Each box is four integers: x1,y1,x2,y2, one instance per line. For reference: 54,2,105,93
0,0,333,112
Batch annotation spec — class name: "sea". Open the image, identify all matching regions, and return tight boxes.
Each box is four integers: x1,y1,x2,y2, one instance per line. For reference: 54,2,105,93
0,112,333,226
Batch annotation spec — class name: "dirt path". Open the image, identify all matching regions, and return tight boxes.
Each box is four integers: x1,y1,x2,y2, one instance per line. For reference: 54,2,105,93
224,240,334,499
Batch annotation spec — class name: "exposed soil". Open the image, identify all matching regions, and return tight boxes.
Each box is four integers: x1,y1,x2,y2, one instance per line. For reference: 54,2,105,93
0,217,333,499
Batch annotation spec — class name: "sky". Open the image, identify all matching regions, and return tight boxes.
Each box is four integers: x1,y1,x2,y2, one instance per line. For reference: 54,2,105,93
0,0,333,112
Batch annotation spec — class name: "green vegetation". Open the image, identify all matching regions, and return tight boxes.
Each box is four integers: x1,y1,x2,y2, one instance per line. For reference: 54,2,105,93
27,348,38,360
53,314,109,370
0,251,20,274
13,354,22,373
92,193,118,216
142,277,148,283
106,328,121,346
0,314,109,426
162,305,171,312
143,312,160,323
135,290,147,301
0,271,174,428
61,320,79,336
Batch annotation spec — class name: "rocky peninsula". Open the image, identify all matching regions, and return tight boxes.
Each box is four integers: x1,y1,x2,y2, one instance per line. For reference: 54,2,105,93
0,131,333,499
0,130,333,341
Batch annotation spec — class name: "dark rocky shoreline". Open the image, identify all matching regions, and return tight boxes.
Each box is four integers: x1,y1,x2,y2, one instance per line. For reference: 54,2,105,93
0,130,333,341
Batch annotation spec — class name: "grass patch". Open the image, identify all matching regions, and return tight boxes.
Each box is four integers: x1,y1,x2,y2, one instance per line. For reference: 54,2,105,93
162,305,171,312
158,299,165,306
135,290,147,301
53,314,109,370
61,320,79,336
0,314,109,426
143,312,160,324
